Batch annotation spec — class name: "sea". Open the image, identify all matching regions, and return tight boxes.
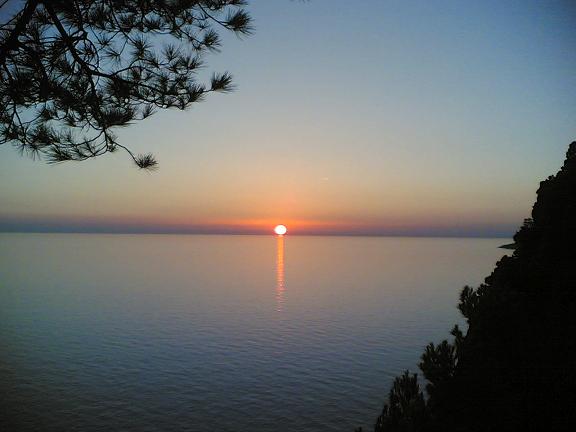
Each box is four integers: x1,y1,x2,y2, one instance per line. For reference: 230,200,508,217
0,234,508,431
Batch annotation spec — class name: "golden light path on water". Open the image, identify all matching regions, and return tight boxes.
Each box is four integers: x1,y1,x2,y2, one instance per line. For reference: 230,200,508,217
276,234,285,312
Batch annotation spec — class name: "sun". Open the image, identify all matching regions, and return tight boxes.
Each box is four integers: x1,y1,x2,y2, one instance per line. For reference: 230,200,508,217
274,224,287,235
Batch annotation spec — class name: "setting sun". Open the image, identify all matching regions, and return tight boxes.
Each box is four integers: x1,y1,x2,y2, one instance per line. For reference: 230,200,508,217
274,224,287,235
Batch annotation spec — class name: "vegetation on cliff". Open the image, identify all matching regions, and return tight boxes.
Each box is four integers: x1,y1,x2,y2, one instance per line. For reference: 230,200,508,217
363,142,576,431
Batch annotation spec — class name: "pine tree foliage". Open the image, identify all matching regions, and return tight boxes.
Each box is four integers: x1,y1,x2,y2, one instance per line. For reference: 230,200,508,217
0,0,252,169
374,371,426,432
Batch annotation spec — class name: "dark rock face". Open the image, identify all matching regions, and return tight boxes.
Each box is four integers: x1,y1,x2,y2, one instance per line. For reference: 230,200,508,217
371,142,576,432
450,142,576,431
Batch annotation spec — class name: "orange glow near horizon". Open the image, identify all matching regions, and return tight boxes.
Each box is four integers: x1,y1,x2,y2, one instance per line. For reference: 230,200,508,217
9,213,519,237
274,224,287,235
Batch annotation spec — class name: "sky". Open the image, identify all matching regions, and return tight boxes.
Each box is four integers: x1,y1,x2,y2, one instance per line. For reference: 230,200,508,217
1,0,575,237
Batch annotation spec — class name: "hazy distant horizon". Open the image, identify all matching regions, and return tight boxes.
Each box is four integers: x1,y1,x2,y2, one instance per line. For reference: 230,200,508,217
0,218,515,238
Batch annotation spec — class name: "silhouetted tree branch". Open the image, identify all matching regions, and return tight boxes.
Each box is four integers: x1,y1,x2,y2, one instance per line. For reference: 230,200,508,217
0,0,252,169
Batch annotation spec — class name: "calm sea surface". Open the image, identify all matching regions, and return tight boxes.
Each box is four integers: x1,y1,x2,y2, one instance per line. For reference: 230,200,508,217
0,234,507,431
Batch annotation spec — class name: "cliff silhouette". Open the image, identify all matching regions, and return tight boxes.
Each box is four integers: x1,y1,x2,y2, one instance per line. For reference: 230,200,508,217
364,141,576,431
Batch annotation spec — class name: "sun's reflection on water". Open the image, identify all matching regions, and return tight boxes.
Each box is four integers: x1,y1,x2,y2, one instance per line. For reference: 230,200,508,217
276,235,285,312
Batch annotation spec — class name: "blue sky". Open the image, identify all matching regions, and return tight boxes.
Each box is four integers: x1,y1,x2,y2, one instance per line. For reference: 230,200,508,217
1,0,575,236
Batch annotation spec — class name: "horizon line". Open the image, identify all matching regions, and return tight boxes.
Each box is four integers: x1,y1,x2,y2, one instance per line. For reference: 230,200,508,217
0,229,513,239
0,217,519,238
